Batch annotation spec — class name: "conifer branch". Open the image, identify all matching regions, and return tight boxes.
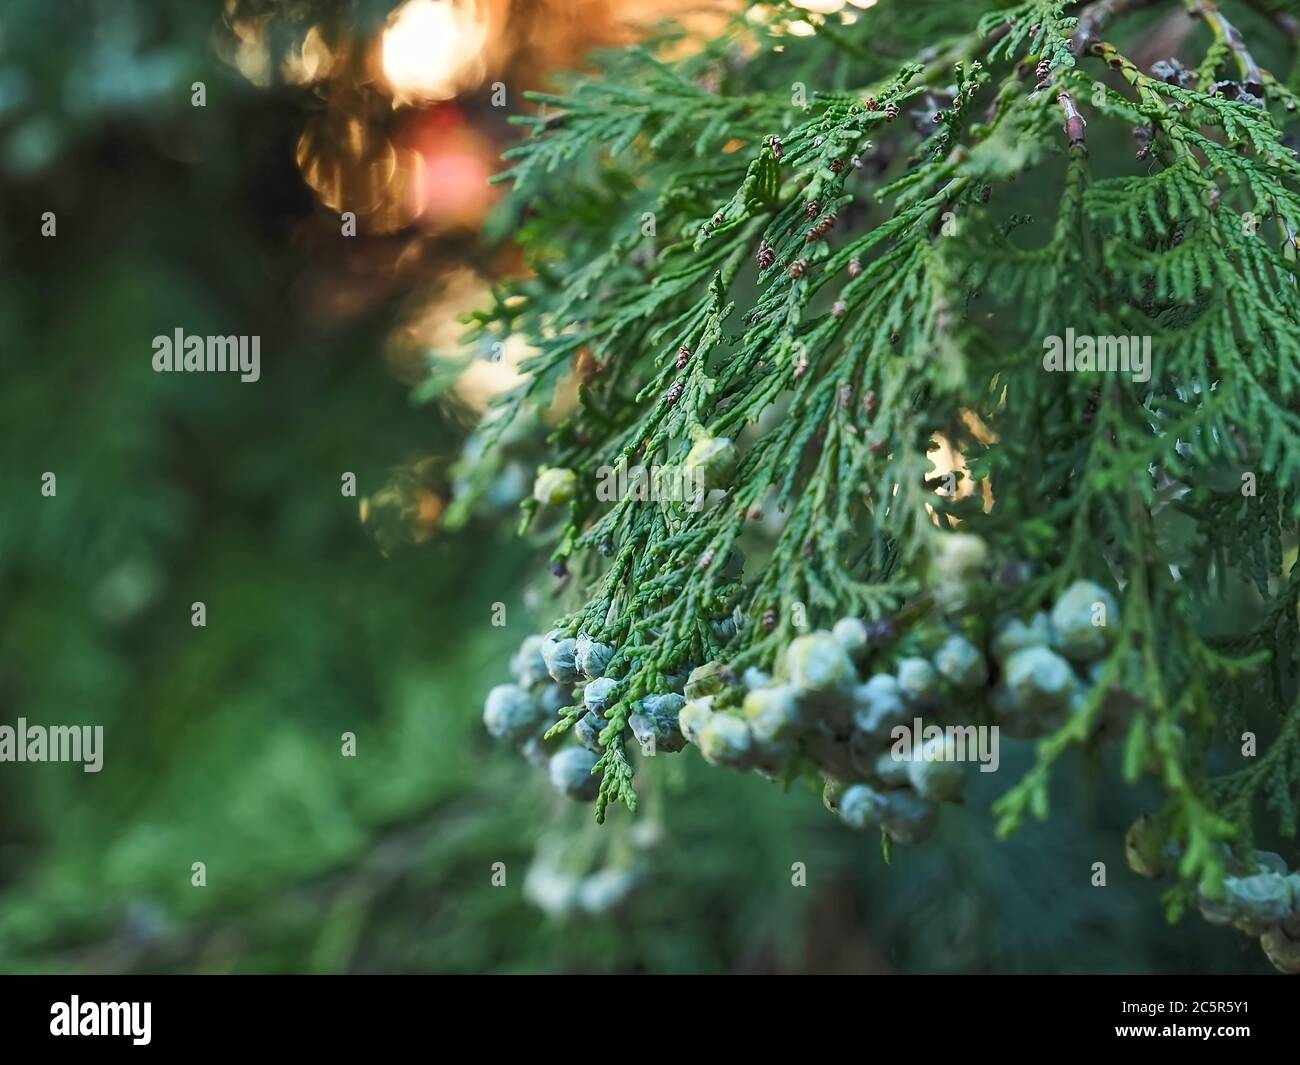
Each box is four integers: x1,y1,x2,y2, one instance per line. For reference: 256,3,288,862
1074,0,1162,57
1057,91,1089,153
1185,1,1265,98
464,0,1300,971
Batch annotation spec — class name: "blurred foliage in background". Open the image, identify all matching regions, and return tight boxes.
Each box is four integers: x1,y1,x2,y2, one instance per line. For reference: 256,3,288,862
0,0,1273,972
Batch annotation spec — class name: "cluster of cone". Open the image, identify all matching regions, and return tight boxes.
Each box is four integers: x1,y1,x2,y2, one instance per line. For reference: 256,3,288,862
485,565,1130,852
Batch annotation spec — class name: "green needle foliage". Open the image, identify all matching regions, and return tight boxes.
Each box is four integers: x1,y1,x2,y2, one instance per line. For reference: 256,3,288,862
458,0,1300,969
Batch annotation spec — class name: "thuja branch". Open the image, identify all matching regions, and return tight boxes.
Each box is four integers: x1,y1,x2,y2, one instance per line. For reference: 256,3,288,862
1075,0,1164,56
1185,0,1265,96
464,0,1300,972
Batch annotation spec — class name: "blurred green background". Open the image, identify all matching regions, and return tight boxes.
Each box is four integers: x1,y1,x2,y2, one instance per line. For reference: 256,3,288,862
0,0,1276,973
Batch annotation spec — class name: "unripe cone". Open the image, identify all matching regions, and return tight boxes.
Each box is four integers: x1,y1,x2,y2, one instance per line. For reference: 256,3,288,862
678,698,715,746
698,714,755,768
934,634,987,690
1123,816,1167,880
1001,646,1075,713
743,684,801,744
575,711,606,753
1260,925,1300,974
629,693,687,754
1223,872,1294,935
878,789,940,844
575,634,613,679
549,746,602,801
583,676,618,715
852,674,908,736
1050,580,1119,662
533,466,577,506
510,635,551,687
784,631,856,691
685,431,738,490
838,783,885,830
896,657,940,707
990,612,1052,665
541,631,581,684
831,616,869,660
483,684,545,745
903,733,966,802
929,532,987,577
685,661,727,701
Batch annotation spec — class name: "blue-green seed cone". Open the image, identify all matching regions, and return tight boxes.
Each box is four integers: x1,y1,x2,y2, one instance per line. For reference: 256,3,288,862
549,746,602,801
483,683,545,745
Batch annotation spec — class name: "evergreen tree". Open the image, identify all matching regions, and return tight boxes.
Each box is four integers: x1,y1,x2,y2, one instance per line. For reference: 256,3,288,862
462,0,1300,971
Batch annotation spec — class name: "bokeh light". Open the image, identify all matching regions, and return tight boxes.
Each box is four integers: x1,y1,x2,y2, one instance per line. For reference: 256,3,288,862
380,0,491,104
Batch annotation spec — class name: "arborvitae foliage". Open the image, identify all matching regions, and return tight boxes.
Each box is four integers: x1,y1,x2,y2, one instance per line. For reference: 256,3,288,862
456,1,1300,969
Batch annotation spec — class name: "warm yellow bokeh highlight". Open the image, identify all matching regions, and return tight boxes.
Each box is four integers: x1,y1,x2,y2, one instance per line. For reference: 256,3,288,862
793,0,878,9
380,0,491,104
760,0,878,27
222,12,272,86
283,26,336,85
